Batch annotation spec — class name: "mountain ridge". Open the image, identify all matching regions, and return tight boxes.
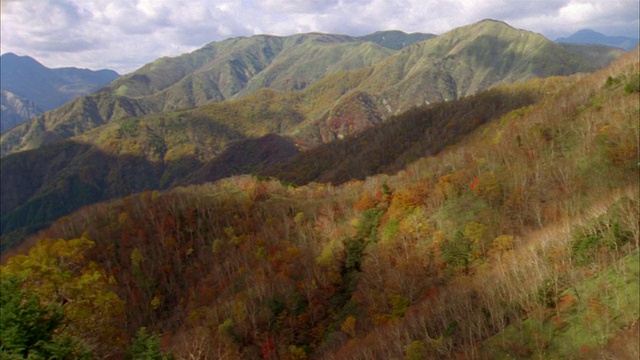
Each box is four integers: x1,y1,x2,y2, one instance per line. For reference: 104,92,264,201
0,52,119,133
1,49,636,359
0,20,624,155
0,20,630,242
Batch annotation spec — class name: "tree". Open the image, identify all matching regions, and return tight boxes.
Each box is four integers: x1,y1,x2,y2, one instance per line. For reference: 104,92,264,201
2,236,126,357
124,327,173,360
0,275,88,359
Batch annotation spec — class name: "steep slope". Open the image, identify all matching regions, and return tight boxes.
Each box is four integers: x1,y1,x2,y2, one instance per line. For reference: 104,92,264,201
288,20,625,144
0,52,118,112
0,21,630,243
231,35,393,98
356,30,436,50
0,92,157,153
1,90,42,134
559,43,627,68
262,85,541,185
557,29,639,50
2,50,636,359
356,20,608,114
0,34,394,155
1,21,621,156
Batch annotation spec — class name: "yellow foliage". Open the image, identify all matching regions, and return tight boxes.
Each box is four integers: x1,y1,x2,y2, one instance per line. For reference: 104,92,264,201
316,238,340,267
472,172,501,202
341,316,357,337
151,295,161,310
2,236,126,353
118,212,129,225
294,211,306,224
354,191,376,212
289,345,308,359
405,340,427,360
490,235,514,256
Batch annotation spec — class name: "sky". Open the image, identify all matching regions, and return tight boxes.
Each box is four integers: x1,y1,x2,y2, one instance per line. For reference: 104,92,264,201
1,0,639,74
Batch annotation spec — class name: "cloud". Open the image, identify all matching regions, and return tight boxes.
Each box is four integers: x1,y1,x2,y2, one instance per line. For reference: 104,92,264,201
1,0,638,74
258,0,342,13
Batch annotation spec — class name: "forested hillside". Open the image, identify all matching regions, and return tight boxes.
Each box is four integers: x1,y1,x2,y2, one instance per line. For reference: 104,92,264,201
1,21,628,248
2,48,637,359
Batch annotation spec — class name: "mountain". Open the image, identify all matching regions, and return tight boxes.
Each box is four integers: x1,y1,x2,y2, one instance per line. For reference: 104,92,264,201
1,90,43,133
1,49,636,359
354,20,614,113
0,53,119,132
0,20,624,155
0,34,394,154
0,20,629,242
260,86,541,185
556,29,639,50
356,30,436,50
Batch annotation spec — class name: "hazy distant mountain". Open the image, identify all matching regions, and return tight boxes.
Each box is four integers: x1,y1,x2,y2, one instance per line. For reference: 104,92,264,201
1,90,43,133
0,53,119,131
556,29,639,50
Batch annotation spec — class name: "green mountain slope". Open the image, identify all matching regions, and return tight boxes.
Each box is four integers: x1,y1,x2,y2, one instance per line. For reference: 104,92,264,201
0,20,630,244
0,34,394,155
0,92,157,153
232,36,394,99
2,50,636,359
0,21,622,156
356,20,613,114
356,30,436,50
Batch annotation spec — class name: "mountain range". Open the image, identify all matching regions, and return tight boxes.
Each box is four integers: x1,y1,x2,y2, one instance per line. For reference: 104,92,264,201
556,29,639,50
0,20,630,246
1,20,626,155
0,53,119,133
1,38,636,359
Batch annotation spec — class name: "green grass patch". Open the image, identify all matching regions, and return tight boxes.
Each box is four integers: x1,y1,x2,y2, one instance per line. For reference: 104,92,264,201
482,249,639,358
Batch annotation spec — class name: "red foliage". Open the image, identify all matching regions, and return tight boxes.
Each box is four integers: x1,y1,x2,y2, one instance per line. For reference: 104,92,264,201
260,338,276,359
470,176,479,191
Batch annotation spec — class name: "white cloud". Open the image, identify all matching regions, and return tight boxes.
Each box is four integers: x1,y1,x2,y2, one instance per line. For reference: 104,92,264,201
1,0,638,74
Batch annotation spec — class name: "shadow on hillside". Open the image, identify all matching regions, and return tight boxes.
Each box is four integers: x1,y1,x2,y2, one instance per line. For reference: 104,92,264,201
262,88,540,185
0,87,543,252
0,134,300,251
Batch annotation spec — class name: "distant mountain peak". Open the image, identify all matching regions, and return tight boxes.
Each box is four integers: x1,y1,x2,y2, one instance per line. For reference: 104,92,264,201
0,53,119,133
556,29,639,51
478,18,512,25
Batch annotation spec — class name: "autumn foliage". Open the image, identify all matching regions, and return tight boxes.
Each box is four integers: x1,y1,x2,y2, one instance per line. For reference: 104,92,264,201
1,51,638,359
